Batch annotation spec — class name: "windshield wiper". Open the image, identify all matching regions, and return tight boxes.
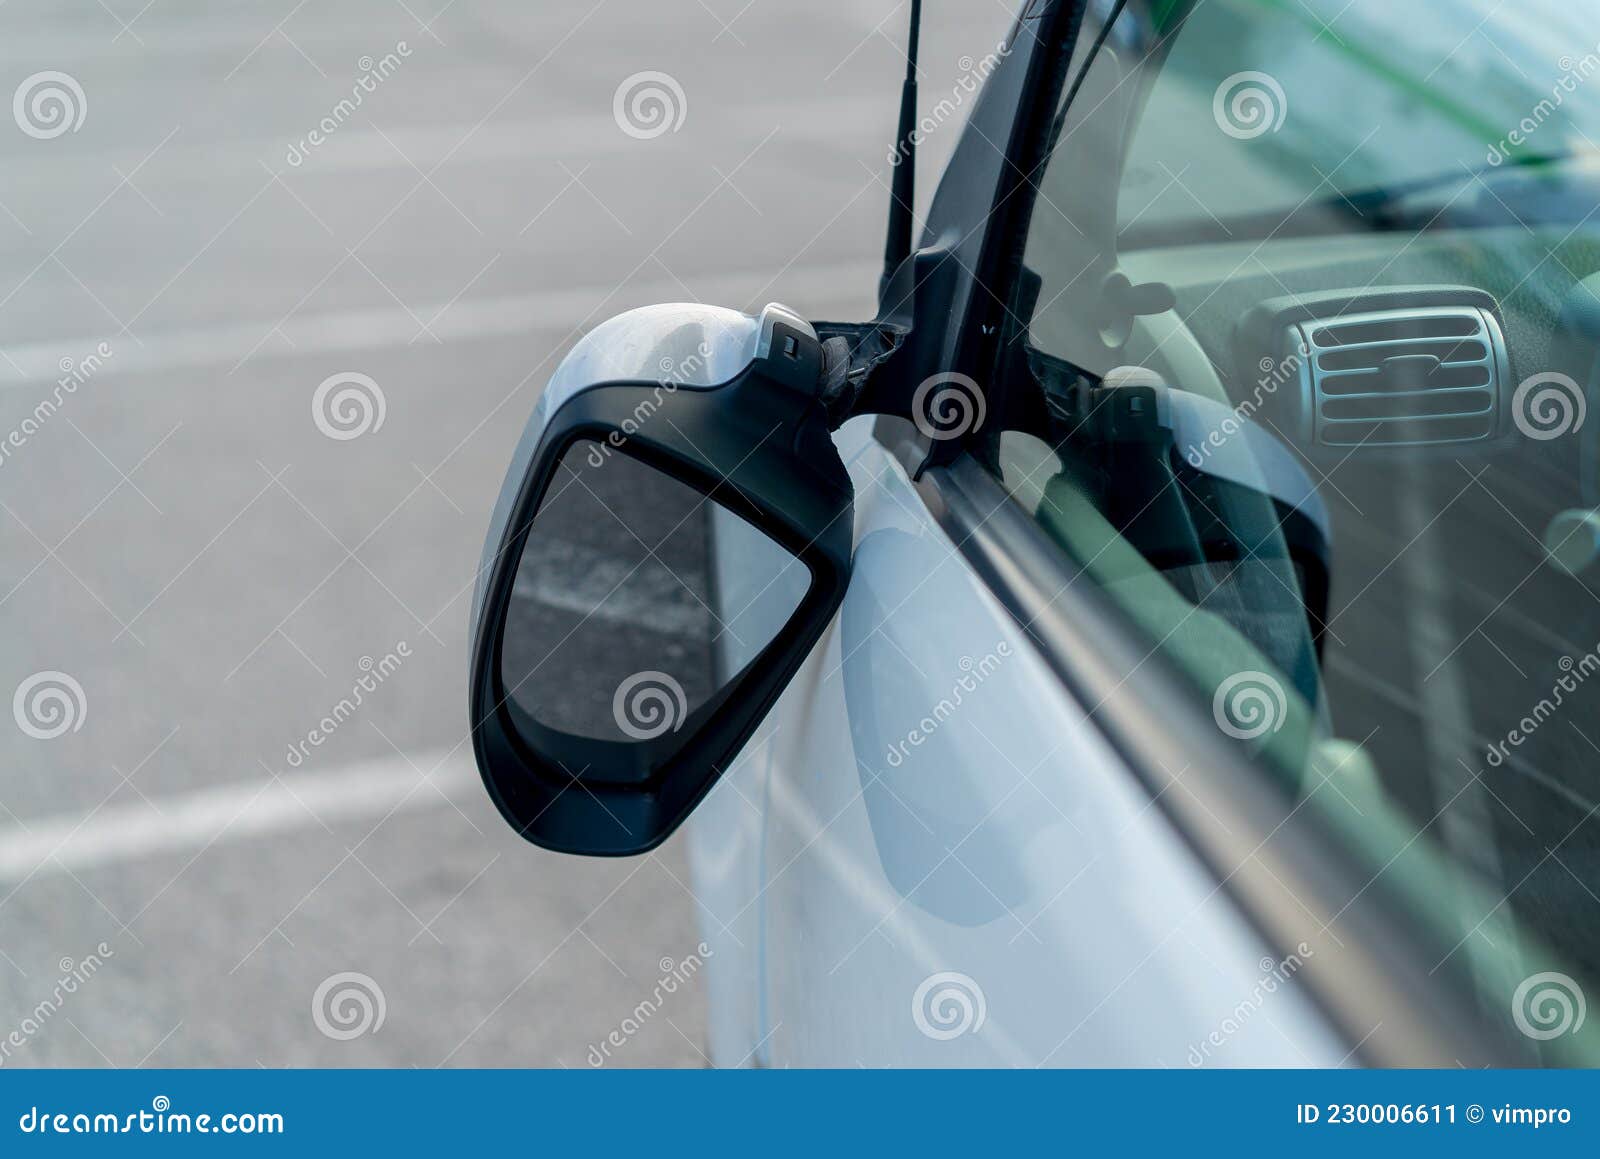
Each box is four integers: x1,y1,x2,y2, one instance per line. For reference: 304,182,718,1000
1121,152,1578,248
1335,152,1574,225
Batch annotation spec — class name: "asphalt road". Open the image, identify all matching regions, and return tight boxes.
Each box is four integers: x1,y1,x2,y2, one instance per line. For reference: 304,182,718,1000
0,0,1012,1066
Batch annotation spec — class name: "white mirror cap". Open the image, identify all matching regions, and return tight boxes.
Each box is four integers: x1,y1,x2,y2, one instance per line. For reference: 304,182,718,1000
480,302,815,634
541,302,815,419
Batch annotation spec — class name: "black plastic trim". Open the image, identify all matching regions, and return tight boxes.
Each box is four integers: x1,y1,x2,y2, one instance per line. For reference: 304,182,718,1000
843,2,1086,474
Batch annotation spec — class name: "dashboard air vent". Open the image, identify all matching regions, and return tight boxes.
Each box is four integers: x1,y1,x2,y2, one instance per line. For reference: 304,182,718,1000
1294,306,1506,447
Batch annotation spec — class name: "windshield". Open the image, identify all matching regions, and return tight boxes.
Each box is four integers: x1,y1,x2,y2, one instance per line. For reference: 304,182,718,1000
986,0,1600,1062
1118,0,1600,240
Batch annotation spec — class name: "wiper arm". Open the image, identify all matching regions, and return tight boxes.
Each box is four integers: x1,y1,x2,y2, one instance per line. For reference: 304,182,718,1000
1120,151,1578,248
1334,151,1573,225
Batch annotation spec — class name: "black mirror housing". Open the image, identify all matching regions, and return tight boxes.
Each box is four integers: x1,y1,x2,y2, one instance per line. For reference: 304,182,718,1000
469,303,854,855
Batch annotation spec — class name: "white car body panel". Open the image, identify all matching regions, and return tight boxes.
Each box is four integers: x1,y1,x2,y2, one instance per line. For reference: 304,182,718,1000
689,417,1346,1067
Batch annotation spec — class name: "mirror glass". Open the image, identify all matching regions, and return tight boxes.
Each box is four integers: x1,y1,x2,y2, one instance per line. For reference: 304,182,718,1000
499,438,809,763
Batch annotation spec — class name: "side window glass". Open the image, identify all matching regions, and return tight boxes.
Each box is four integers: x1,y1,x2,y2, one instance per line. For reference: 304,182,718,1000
988,0,1600,1059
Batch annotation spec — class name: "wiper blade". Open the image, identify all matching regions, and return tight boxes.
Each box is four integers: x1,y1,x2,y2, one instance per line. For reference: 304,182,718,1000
1335,152,1574,225
1120,152,1579,248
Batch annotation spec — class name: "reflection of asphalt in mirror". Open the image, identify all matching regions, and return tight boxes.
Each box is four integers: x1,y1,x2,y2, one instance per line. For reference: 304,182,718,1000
511,538,712,639
500,446,718,742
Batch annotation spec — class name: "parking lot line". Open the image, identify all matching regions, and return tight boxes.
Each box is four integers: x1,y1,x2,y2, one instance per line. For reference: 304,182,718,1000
0,261,877,385
0,749,474,883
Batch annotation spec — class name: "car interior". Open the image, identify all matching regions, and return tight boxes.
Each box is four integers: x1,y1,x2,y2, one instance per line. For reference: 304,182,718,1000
981,0,1600,1037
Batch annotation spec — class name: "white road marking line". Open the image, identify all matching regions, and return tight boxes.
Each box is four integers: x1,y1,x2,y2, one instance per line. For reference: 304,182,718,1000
0,260,878,385
0,97,889,178
513,537,709,639
1397,480,1522,996
0,749,475,883
277,99,888,173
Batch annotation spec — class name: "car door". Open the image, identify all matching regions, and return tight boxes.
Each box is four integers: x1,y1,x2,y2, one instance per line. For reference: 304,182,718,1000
686,1,1352,1068
690,0,1600,1068
735,413,1354,1066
